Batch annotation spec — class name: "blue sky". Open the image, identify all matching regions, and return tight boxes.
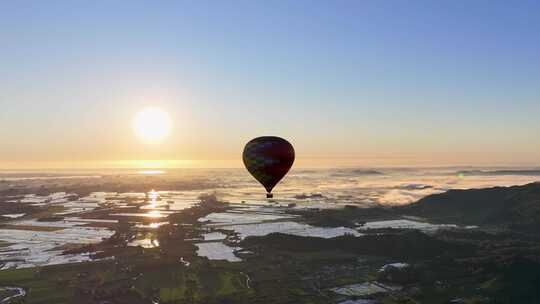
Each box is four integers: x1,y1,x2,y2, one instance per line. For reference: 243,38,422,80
1,1,539,167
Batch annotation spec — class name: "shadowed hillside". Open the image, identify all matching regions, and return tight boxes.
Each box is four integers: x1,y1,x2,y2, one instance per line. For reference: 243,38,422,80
402,182,540,231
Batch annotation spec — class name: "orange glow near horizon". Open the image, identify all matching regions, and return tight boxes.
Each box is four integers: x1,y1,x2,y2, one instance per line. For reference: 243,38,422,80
1,157,537,171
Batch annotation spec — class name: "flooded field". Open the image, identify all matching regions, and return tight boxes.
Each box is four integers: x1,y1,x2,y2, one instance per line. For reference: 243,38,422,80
0,189,471,267
195,242,241,262
0,189,203,269
331,282,401,296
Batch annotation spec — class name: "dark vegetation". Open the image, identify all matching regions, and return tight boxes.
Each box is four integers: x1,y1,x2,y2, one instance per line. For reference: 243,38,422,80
241,231,474,259
294,205,395,228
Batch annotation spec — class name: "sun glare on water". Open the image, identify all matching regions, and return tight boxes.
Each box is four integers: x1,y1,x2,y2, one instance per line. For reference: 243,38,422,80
133,107,172,143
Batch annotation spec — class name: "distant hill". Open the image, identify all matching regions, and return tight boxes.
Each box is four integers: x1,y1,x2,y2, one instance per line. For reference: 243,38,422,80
457,169,540,176
401,182,540,232
331,169,384,177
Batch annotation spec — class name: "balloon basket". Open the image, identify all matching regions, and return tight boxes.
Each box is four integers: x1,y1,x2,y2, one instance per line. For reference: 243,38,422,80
266,193,273,199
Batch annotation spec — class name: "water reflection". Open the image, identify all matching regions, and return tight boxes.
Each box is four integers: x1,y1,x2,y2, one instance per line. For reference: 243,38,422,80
129,238,160,248
136,222,168,229
0,190,201,268
138,170,165,175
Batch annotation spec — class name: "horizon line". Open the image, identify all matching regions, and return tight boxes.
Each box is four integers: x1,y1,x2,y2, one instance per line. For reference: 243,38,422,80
1,159,540,171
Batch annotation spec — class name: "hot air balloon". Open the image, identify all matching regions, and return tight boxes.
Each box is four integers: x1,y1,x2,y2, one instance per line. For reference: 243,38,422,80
243,136,295,198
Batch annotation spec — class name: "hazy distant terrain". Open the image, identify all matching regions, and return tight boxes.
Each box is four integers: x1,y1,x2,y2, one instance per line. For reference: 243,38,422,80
0,168,539,303
2,167,539,206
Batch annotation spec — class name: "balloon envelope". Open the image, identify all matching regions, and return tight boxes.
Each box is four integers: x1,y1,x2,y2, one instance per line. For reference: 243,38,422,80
243,136,295,196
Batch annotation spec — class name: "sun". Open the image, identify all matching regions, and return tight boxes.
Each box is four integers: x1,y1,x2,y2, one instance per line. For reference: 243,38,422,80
133,107,172,143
